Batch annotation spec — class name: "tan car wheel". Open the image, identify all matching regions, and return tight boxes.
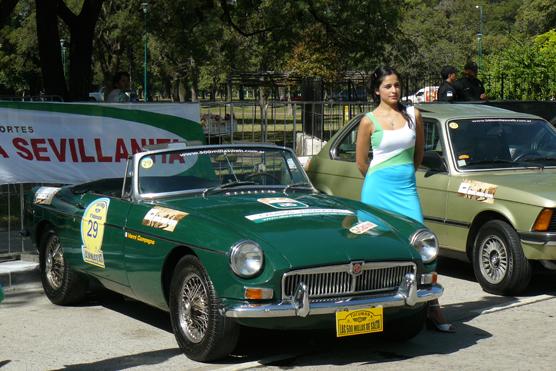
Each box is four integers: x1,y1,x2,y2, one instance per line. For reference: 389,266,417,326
473,220,531,296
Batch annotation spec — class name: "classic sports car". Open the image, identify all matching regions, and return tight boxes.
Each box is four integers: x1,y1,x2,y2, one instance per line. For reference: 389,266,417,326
26,143,442,362
307,103,556,296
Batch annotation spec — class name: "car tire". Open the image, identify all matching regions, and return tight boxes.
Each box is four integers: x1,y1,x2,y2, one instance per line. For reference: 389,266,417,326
473,220,531,295
39,229,87,305
169,255,239,362
382,304,426,341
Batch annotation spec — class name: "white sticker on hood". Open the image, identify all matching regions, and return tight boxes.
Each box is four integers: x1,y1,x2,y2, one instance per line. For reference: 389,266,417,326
246,208,353,223
458,179,497,204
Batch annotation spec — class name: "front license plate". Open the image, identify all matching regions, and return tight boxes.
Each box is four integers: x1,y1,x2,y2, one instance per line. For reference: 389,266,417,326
335,307,383,337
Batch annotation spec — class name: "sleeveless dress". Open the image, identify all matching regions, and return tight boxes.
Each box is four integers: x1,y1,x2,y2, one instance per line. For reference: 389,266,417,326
360,106,423,223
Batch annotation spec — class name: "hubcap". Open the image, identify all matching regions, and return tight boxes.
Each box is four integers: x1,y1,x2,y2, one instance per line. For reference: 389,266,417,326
479,235,508,284
178,273,209,343
45,235,64,290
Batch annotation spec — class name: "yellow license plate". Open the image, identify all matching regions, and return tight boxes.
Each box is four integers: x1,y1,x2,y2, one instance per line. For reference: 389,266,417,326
335,307,383,337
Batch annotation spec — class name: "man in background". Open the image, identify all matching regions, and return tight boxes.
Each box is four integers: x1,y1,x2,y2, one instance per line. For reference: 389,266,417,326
107,71,132,103
437,65,458,102
454,61,486,101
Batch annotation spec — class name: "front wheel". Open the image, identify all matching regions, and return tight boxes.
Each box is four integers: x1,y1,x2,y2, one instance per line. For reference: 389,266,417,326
169,255,239,362
472,220,531,295
39,229,86,305
382,304,427,341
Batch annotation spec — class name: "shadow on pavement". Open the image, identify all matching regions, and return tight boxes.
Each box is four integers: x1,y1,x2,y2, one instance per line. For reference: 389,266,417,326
59,348,183,371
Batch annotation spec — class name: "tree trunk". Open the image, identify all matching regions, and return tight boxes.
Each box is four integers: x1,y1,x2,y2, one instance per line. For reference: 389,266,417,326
35,0,67,99
56,0,103,101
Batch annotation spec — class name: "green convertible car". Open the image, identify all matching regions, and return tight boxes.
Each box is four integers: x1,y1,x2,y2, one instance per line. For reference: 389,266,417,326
26,143,443,362
307,103,556,296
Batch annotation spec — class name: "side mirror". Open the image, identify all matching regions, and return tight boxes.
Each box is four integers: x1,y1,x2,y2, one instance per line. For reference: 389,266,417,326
422,151,447,177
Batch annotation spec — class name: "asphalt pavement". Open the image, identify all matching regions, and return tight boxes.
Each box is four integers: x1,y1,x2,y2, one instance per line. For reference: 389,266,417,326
1,257,556,370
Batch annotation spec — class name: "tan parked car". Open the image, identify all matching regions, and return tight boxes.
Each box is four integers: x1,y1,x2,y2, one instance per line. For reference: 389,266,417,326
307,103,556,295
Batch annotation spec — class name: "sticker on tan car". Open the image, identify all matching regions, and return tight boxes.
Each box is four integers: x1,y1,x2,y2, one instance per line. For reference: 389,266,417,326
34,187,61,205
246,208,353,223
257,197,308,209
458,180,497,204
81,198,110,268
142,206,188,232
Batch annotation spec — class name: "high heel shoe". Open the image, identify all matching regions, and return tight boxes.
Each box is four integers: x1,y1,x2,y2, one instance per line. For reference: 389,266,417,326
426,317,456,333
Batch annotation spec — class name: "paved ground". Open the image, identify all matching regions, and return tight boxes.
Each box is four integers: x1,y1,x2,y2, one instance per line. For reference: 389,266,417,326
1,257,555,370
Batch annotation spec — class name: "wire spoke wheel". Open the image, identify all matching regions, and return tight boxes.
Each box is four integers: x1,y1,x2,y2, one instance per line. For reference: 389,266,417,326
479,235,508,284
45,234,65,290
178,273,209,343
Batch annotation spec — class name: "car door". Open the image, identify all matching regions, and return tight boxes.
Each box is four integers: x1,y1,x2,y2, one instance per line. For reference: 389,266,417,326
78,191,132,287
307,118,365,200
415,119,451,245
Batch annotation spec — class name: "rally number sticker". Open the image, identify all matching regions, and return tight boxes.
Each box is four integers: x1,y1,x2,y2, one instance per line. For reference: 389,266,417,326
81,198,110,268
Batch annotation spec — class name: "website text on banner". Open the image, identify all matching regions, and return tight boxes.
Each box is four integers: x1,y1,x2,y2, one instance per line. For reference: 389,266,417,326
0,102,203,185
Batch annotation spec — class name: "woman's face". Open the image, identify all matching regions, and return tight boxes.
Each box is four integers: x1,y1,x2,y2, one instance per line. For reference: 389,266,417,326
376,74,400,105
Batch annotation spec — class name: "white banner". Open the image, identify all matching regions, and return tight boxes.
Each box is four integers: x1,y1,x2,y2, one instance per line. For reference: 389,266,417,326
0,102,203,184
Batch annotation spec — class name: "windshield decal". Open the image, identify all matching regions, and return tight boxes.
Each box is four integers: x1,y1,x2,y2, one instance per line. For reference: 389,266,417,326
246,208,353,223
470,119,534,124
81,198,110,268
257,197,308,209
458,180,497,204
142,206,188,232
34,186,61,205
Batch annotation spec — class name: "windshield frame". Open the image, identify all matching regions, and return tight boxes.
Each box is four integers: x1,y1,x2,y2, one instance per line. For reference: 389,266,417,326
131,144,312,201
444,117,556,173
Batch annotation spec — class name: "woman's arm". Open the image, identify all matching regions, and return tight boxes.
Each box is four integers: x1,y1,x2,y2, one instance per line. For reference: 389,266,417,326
356,115,373,177
414,108,425,169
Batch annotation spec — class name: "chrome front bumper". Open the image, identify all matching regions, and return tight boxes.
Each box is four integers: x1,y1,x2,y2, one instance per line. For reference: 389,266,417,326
224,273,443,318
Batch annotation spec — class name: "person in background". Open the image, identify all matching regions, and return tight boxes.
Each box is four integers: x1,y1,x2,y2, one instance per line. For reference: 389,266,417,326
437,65,458,102
106,71,131,103
355,66,455,333
454,61,486,101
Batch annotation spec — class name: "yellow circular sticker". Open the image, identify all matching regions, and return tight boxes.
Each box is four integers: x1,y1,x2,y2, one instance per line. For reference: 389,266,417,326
449,122,459,129
81,198,110,268
459,154,470,160
141,157,154,169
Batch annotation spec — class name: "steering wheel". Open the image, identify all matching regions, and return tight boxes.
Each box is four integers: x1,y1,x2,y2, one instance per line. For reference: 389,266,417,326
243,172,280,184
513,150,541,161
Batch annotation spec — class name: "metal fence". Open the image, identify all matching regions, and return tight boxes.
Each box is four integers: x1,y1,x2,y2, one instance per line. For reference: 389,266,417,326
0,184,33,256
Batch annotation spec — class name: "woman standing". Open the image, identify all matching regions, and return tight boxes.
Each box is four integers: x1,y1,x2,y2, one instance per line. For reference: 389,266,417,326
355,66,454,333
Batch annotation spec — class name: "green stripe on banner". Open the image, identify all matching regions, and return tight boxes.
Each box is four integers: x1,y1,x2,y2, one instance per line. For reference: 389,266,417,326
0,101,204,143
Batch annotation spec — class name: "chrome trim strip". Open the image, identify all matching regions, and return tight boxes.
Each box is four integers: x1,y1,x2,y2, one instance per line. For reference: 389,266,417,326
520,231,556,244
424,216,470,228
225,283,443,318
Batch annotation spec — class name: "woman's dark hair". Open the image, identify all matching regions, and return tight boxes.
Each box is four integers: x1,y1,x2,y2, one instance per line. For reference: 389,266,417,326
371,66,414,128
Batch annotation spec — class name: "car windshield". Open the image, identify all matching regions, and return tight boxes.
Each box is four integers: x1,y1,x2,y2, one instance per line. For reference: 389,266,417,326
137,146,311,195
448,118,556,170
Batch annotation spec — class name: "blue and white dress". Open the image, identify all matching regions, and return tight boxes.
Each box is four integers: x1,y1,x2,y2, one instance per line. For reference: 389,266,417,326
360,106,423,223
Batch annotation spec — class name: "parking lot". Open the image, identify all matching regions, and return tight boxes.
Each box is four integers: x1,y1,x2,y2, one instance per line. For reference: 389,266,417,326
1,257,555,370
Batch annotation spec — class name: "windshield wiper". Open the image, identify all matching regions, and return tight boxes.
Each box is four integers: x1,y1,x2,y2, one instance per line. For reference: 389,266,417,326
466,159,544,169
202,180,257,197
518,156,556,163
283,182,314,194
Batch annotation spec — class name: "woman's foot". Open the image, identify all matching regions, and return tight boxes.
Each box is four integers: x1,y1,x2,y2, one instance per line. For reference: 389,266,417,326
427,304,455,333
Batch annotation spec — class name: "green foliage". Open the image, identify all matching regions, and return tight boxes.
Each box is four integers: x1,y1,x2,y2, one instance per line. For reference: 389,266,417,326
483,30,556,100
0,0,40,95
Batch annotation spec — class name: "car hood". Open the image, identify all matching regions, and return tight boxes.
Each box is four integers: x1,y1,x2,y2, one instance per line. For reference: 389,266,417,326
160,192,421,268
457,170,556,207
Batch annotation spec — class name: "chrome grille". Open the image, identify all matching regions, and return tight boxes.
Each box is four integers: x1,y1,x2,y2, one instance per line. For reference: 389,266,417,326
282,262,416,300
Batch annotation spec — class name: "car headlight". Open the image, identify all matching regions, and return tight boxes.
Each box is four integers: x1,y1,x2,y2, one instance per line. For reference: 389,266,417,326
229,240,264,278
410,229,438,263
